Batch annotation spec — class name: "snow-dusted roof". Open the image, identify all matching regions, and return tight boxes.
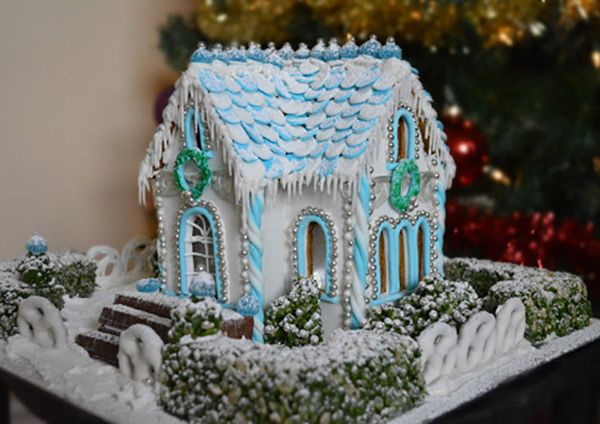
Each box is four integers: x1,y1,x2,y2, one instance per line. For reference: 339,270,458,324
139,38,453,203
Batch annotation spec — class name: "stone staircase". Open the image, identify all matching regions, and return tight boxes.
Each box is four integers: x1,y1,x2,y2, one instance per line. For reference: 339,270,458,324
76,292,253,366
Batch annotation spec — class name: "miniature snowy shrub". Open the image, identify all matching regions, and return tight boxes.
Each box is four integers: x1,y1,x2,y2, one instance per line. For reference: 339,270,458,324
168,297,222,342
484,272,591,343
159,330,425,423
54,254,97,298
264,276,323,347
366,277,482,338
0,274,31,339
445,257,512,297
16,254,65,310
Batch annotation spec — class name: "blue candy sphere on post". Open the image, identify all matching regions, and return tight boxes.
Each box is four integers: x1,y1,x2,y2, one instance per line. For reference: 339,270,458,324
26,233,48,256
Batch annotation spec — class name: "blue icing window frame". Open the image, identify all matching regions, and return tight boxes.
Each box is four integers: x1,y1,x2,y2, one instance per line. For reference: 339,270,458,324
184,108,212,154
178,206,224,302
296,215,338,304
372,219,431,305
388,108,417,170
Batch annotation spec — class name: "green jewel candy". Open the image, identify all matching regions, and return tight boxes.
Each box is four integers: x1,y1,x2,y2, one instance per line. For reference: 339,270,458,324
390,159,421,212
174,148,212,200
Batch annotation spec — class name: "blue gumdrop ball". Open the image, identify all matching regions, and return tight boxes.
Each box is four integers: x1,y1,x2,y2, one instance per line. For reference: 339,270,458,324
189,272,216,298
136,278,161,293
236,293,260,317
26,233,48,256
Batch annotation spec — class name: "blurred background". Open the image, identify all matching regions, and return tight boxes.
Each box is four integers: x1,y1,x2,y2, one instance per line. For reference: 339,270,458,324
1,1,599,298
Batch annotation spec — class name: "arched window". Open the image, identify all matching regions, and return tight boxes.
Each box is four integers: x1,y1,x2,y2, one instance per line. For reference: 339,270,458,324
415,219,431,284
398,228,409,291
378,228,391,297
293,211,337,302
184,108,209,151
391,108,417,163
178,205,226,300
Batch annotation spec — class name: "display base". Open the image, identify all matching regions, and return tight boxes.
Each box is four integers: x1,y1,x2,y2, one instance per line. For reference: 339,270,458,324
0,277,599,424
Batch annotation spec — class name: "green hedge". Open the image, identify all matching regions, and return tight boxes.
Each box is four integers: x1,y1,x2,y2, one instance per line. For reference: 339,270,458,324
365,277,482,338
264,276,324,347
168,296,222,342
445,258,592,343
0,252,98,339
54,254,97,298
160,330,425,423
0,263,31,339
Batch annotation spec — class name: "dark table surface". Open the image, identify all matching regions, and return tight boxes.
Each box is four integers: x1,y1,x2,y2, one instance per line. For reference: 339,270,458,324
1,335,599,424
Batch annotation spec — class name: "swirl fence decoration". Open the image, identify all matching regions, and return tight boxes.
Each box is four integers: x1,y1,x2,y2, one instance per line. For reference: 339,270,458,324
87,237,156,281
418,297,526,385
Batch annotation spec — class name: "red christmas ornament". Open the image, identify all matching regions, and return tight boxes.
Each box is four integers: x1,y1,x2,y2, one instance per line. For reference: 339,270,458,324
443,113,489,188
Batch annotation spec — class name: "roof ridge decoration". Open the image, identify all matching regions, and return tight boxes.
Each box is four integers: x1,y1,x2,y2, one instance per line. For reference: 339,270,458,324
191,36,402,66
139,36,455,205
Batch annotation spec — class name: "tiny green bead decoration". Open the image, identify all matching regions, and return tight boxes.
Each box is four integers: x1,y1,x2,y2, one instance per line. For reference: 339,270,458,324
174,148,212,200
390,159,420,212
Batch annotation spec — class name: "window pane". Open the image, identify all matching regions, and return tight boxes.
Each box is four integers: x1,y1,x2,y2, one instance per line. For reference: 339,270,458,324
307,221,327,291
399,229,407,290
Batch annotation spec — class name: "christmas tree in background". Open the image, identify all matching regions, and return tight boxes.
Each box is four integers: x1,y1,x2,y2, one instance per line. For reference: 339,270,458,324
157,0,600,294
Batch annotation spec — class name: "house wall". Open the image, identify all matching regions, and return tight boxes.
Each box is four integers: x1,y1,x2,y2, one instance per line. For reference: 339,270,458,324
261,188,346,336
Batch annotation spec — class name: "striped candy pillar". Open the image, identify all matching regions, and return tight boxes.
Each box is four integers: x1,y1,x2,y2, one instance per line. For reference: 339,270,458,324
351,173,371,328
247,190,265,342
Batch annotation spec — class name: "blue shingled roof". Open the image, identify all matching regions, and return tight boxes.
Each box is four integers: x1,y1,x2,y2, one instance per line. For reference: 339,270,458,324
191,38,403,180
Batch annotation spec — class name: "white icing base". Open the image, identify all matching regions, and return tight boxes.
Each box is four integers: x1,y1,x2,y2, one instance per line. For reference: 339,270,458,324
1,276,598,424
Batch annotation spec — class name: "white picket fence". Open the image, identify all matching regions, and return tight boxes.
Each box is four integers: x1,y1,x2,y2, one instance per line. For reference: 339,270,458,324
418,297,526,385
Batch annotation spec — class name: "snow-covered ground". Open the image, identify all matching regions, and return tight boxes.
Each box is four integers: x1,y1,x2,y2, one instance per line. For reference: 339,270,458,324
1,277,599,424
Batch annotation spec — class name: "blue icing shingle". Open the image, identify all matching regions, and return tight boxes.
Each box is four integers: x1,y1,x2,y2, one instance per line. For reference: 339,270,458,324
236,73,258,92
287,115,308,126
311,100,328,114
318,159,338,177
341,105,361,118
254,123,280,143
210,92,232,110
301,127,319,140
264,159,284,178
217,108,241,125
355,68,380,89
335,116,354,131
332,128,352,143
274,76,292,99
342,143,369,159
251,143,274,160
230,93,248,108
310,142,329,158
272,123,293,142
241,122,264,144
264,139,286,156
253,108,273,125
305,112,327,129
352,119,375,134
333,90,353,103
227,123,251,145
233,143,258,163
199,69,226,93
319,116,339,130
367,90,392,105
304,88,323,101
349,88,371,105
